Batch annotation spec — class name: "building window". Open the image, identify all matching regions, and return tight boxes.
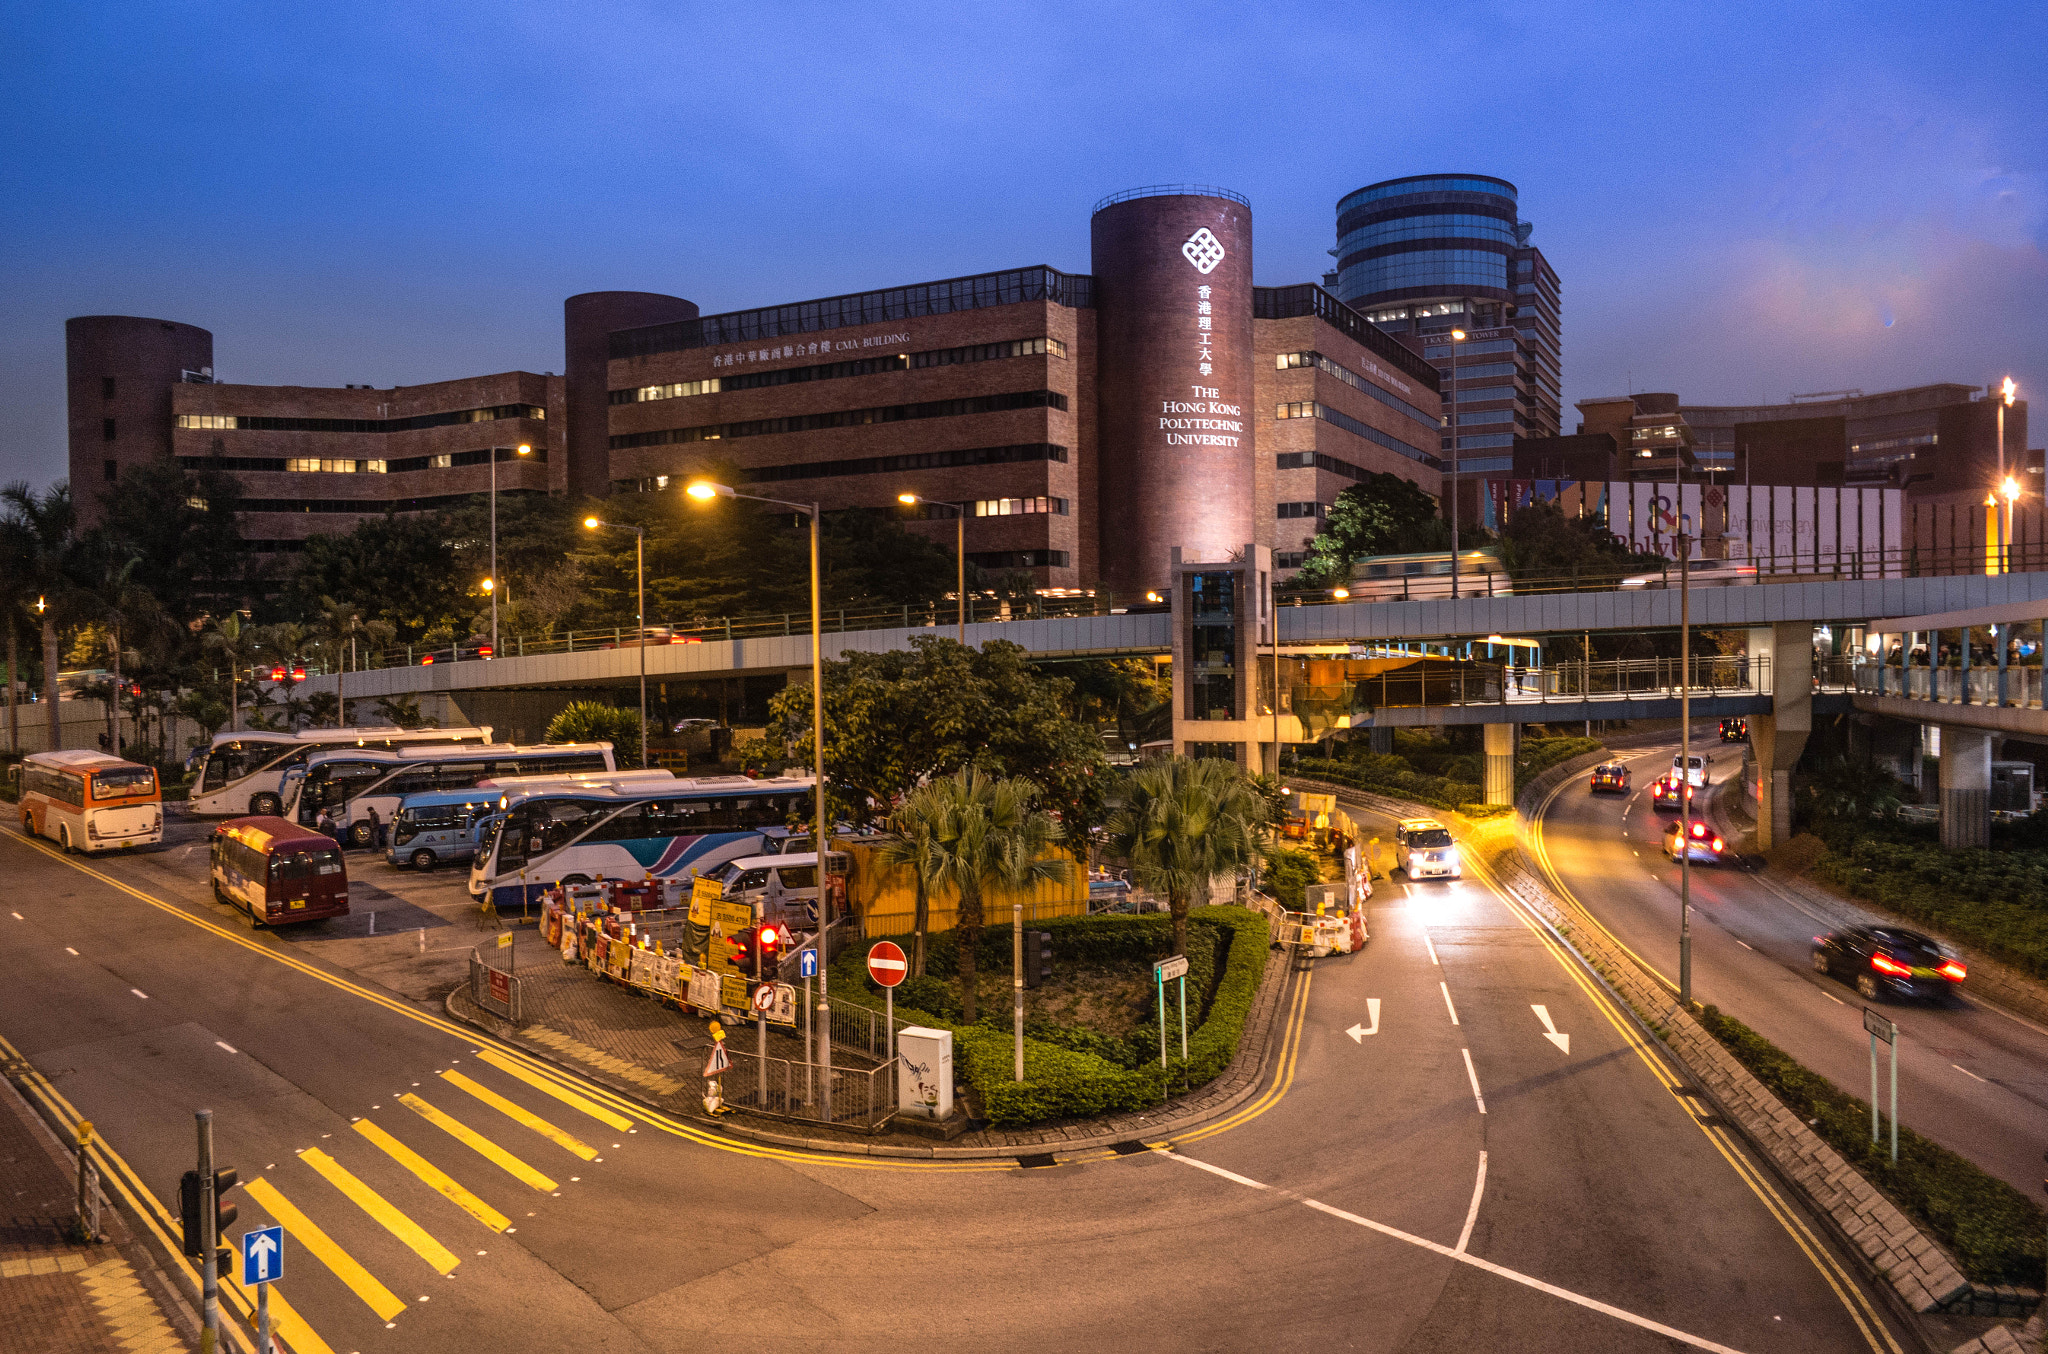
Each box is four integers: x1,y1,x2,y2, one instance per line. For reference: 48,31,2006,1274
176,414,236,430
972,496,1065,517
965,549,1068,569
622,378,722,403
104,459,118,482
102,418,117,442
611,390,1068,450
1273,401,1438,468
1275,501,1327,519
1275,552,1307,570
174,404,543,434
1272,350,1440,429
1184,741,1242,763
285,458,388,474
101,377,116,400
1423,338,1517,360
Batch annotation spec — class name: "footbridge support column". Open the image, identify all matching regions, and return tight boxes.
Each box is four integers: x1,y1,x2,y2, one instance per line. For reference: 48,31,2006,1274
1484,723,1515,807
1939,726,1992,849
1749,623,1813,850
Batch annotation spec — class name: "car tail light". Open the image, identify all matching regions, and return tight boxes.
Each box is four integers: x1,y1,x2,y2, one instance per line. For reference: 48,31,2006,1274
1938,960,1967,981
1870,953,1912,977
421,655,435,665
1691,822,1708,837
1814,936,1828,945
1711,838,1724,852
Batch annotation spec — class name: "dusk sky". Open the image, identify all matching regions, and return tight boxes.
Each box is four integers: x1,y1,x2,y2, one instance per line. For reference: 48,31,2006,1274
4,0,2043,490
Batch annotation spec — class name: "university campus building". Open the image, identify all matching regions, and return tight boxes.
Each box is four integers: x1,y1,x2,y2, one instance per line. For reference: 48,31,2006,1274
67,186,1446,596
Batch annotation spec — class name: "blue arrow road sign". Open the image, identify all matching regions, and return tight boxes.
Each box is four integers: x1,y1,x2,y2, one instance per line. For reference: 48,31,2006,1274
241,1225,284,1285
799,950,818,978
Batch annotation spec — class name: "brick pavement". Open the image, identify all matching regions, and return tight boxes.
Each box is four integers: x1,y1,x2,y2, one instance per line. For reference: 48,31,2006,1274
450,928,1296,1158
0,1076,191,1354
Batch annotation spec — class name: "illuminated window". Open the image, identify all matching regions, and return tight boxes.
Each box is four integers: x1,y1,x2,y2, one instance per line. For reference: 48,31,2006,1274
285,458,387,474
175,414,237,430
972,496,1065,516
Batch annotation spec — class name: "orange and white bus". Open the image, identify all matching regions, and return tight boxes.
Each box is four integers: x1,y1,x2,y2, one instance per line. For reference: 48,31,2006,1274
12,750,163,853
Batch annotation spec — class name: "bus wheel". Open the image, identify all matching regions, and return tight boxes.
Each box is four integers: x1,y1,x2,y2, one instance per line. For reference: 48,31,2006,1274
252,793,281,817
246,903,265,929
411,850,436,871
212,879,231,906
349,822,375,849
57,825,73,853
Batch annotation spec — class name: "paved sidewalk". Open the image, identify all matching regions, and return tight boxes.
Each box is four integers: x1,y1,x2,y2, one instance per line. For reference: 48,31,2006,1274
449,931,1297,1158
0,1076,191,1354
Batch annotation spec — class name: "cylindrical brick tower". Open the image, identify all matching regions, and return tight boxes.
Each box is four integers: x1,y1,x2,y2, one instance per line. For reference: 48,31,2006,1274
563,290,698,500
65,316,214,522
1091,186,1255,599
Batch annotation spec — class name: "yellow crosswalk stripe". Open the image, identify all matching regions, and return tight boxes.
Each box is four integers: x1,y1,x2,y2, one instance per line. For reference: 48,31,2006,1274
221,1273,332,1354
399,1093,557,1191
242,1178,406,1322
299,1148,461,1276
439,1069,599,1160
474,1048,632,1130
354,1121,509,1232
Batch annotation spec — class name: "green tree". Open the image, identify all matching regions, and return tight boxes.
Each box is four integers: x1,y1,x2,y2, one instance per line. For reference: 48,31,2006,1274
872,778,955,978
314,597,371,727
545,700,643,763
1291,473,1446,589
915,768,1067,1022
202,612,257,733
97,459,247,612
1108,756,1270,956
770,636,1109,837
1,483,84,751
282,513,468,641
1495,499,1662,583
372,694,437,729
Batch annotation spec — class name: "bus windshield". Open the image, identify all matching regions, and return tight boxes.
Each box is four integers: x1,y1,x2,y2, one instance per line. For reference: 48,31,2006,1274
92,767,157,798
272,847,344,881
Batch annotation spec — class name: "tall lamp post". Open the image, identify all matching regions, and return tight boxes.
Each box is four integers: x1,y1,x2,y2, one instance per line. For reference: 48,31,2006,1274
1997,377,2020,572
2002,476,2022,575
1677,509,1694,1008
1446,326,1467,598
490,444,532,655
581,517,648,769
688,480,834,1114
896,493,966,642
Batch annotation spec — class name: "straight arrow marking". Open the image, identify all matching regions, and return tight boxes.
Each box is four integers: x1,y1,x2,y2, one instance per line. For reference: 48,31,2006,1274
1345,998,1382,1043
1531,1004,1570,1054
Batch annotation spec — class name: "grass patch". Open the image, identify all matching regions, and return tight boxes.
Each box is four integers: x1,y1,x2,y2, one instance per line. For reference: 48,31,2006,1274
1698,1004,2045,1286
833,908,1269,1127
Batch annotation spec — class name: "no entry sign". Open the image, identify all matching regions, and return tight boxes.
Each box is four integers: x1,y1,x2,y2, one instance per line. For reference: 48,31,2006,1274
867,941,908,988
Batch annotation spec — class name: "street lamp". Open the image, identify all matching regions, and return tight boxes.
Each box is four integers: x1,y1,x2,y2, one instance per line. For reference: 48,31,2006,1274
1446,327,1468,599
897,493,966,642
490,444,532,655
2002,476,2023,574
687,478,834,1113
582,516,648,769
1678,511,1694,1009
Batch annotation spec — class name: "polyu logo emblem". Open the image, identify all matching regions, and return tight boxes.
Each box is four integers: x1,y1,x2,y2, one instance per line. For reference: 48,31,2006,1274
1182,228,1226,275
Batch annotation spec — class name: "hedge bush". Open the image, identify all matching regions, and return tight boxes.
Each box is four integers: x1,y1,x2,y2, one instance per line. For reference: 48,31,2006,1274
1515,736,1603,792
1292,755,1475,812
831,907,1269,1127
1698,1005,2044,1286
1261,847,1321,909
1804,823,2048,981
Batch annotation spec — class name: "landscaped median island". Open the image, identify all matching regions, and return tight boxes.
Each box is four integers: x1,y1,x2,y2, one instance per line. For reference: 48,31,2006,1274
827,908,1270,1128
1293,732,1601,816
1697,1004,2047,1289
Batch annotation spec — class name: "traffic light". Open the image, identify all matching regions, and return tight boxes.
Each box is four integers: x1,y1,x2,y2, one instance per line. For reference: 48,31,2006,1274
756,923,783,982
178,1167,239,1258
727,928,755,973
1024,931,1053,989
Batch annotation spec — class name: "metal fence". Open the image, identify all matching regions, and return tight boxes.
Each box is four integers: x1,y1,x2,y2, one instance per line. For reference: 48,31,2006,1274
469,949,521,1021
718,1048,898,1132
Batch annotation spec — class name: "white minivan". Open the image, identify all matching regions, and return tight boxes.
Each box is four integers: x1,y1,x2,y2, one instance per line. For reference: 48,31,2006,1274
705,851,850,933
1672,751,1711,788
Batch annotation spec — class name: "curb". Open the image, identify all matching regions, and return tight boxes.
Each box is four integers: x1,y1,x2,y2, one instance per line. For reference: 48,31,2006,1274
441,943,1296,1161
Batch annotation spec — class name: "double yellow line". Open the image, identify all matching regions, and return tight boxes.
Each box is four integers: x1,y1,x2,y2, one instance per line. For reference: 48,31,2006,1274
1475,791,1902,1354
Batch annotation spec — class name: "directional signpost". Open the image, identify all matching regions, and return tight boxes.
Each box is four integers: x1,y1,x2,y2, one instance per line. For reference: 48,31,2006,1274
1155,954,1190,1069
1864,1007,1898,1163
241,1225,283,1353
869,942,907,1063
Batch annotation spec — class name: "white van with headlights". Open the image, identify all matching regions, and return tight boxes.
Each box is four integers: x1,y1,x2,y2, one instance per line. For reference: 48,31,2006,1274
1395,818,1461,881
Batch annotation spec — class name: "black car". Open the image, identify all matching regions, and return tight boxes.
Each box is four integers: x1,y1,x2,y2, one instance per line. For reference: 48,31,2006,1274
1812,926,1966,1002
1650,776,1695,812
1720,717,1749,743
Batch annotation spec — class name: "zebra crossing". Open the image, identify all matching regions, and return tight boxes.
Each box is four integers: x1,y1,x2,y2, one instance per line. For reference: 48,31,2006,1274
224,1047,637,1352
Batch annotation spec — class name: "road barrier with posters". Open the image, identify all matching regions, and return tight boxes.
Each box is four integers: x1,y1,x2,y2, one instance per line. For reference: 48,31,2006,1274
469,949,521,1021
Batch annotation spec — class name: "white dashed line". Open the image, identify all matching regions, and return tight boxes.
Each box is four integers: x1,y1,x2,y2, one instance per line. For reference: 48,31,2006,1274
64,947,78,956
1822,992,1845,1005
1461,1048,1487,1114
1439,982,1460,1026
131,988,148,999
1735,940,1753,951
215,1041,238,1054
1423,932,1440,967
1951,1063,1988,1083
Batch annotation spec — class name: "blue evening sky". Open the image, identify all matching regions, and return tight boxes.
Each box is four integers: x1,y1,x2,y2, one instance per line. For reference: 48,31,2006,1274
3,0,2043,489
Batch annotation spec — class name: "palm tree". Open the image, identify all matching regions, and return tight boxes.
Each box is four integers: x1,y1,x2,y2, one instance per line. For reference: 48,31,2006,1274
202,612,257,734
918,768,1067,1023
315,596,368,726
873,778,958,978
1,483,81,752
1108,756,1270,957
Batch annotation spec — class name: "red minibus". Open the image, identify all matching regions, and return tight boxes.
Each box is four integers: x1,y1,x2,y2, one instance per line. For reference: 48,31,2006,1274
210,816,350,927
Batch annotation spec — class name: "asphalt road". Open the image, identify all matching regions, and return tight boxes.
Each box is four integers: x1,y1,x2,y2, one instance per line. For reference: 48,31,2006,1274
0,813,1910,1353
1529,737,2048,1196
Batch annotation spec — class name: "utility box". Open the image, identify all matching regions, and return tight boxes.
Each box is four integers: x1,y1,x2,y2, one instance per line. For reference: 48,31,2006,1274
1991,761,2035,813
896,1026,953,1122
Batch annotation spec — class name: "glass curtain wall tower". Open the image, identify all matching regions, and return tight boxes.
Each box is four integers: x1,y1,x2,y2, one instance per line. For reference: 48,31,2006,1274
1327,175,1562,476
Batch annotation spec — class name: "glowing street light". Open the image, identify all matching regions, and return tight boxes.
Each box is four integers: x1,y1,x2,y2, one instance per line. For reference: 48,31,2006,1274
1447,327,1469,598
686,478,833,1114
898,492,966,642
487,443,532,655
582,517,648,768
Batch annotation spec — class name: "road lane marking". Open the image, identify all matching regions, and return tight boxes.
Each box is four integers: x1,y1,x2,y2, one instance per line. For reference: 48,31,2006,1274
65,947,77,955
298,1148,461,1275
1951,1063,1988,1083
1439,981,1460,1026
1170,966,1314,1146
215,1041,238,1054
399,1094,557,1191
1736,940,1754,951
1422,932,1440,966
1455,1150,1487,1253
243,1177,406,1322
353,1122,509,1232
473,1049,632,1130
1531,1005,1570,1054
130,988,147,999
1823,992,1845,1005
439,1070,598,1160
1163,1148,1747,1353
1460,1048,1486,1114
